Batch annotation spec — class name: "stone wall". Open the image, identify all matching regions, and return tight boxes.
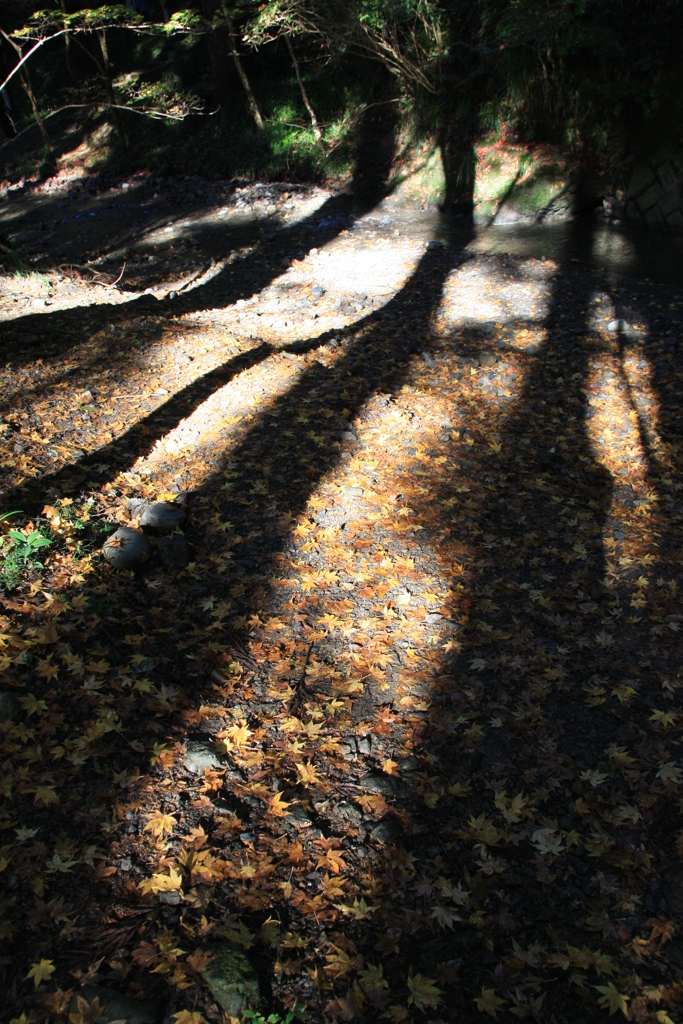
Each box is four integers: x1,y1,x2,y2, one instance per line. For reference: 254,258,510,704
625,148,683,233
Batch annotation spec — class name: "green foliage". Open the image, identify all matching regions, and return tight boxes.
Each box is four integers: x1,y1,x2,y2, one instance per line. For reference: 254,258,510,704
0,520,51,591
242,1002,308,1024
3,0,682,191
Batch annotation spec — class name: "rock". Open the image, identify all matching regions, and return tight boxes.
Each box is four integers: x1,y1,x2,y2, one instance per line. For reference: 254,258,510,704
425,612,443,624
127,497,150,518
184,740,221,774
311,284,325,299
608,319,628,333
0,692,18,723
478,352,497,367
613,529,626,541
140,501,187,534
103,528,152,570
70,986,163,1024
168,290,178,300
426,240,444,250
287,805,313,827
335,802,362,827
371,819,401,843
421,351,437,367
345,486,364,496
159,890,182,905
157,534,189,569
202,943,262,1016
360,774,395,795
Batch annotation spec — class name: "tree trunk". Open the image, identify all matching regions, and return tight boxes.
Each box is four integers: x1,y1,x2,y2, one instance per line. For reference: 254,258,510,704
285,35,321,141
226,16,264,131
0,27,51,149
59,0,78,81
200,0,232,104
19,68,51,149
97,28,129,147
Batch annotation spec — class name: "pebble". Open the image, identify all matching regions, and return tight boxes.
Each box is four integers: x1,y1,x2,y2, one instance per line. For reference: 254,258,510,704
360,773,394,795
372,819,401,843
159,891,182,905
478,352,497,367
103,527,152,569
140,501,187,534
310,284,325,299
157,534,189,569
334,802,362,827
184,740,221,774
421,351,437,367
608,319,628,333
287,805,313,827
426,240,444,250
127,497,149,518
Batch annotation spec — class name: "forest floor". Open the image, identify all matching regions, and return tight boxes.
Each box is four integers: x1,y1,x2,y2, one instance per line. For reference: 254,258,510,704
1,162,683,1024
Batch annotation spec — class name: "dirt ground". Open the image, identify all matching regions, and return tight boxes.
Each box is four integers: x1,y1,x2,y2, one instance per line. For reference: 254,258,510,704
2,151,683,1024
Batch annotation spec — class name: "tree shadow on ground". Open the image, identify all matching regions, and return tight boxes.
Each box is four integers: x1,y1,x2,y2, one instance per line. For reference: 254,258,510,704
5,168,683,1019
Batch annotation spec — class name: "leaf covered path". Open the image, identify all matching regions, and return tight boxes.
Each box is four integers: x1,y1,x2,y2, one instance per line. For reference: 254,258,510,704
2,175,683,1024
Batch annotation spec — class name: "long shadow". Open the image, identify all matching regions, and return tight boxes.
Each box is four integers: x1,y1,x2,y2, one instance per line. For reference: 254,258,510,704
372,229,682,1015
2,220,475,1007
1,186,367,367
9,341,276,510
9,192,681,1020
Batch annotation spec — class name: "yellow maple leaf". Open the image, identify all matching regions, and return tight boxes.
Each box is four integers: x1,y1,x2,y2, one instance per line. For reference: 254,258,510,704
595,982,629,1017
19,693,47,717
144,811,177,838
268,792,291,817
296,761,320,785
173,1013,207,1024
226,722,252,747
407,970,442,1011
138,866,182,895
36,657,58,682
34,785,58,807
475,987,506,1018
25,958,55,988
336,896,377,919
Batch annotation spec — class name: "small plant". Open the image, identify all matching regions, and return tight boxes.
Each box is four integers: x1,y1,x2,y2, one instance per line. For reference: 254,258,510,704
0,515,52,590
7,529,51,563
242,1003,308,1024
